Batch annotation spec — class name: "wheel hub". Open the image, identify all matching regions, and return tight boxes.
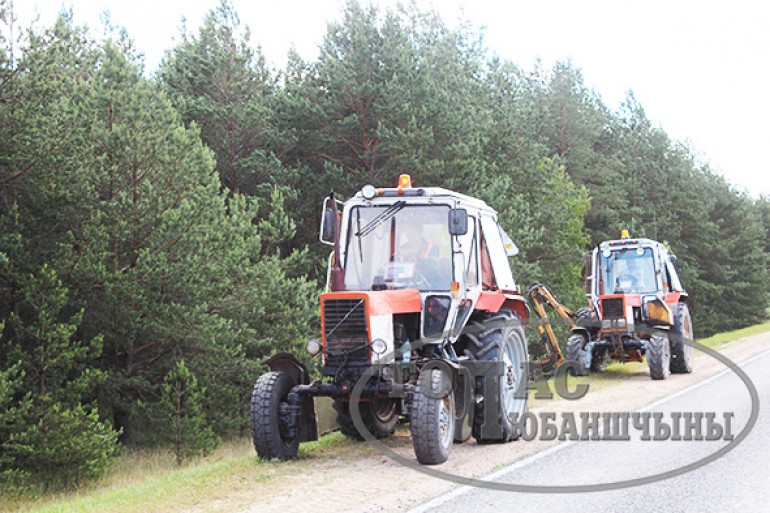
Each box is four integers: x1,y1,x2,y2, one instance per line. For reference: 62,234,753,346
439,396,452,446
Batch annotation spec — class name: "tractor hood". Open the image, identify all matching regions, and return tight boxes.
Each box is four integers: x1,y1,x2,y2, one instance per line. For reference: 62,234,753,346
320,289,423,316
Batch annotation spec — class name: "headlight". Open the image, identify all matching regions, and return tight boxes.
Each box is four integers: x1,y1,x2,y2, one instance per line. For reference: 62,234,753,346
424,295,451,338
361,184,377,200
306,339,322,356
371,338,387,355
644,299,673,326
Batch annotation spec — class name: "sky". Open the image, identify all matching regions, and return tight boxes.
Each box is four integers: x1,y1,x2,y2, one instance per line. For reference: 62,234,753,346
15,0,770,196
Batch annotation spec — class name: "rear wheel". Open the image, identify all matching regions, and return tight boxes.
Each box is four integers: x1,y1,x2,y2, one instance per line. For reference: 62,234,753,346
333,398,399,440
647,333,671,380
567,334,589,376
465,310,528,443
411,368,455,465
670,303,694,374
250,371,299,460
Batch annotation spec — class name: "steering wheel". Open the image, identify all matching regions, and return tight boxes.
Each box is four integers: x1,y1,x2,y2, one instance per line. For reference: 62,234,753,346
413,269,433,289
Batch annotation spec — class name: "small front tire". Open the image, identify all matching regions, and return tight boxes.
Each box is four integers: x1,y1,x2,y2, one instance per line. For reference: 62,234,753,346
411,369,455,465
250,371,300,460
590,349,608,373
647,334,671,380
567,334,589,376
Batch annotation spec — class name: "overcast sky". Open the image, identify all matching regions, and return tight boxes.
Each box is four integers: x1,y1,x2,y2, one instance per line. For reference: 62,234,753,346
15,0,770,196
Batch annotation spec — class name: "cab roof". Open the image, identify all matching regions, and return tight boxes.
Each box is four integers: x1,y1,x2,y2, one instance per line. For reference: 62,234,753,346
599,237,664,250
350,186,495,214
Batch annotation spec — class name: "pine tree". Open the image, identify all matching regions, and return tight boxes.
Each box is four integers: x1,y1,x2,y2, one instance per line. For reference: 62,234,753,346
161,359,219,465
158,0,291,198
1,13,317,443
0,266,118,490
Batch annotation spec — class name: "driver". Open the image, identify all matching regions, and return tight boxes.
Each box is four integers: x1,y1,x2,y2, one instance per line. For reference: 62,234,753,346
391,220,447,289
398,223,438,261
618,258,644,292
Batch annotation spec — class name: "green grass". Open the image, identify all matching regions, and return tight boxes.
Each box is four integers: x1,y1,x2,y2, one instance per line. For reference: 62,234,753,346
530,360,647,409
696,320,770,349
0,433,353,513
1,441,255,513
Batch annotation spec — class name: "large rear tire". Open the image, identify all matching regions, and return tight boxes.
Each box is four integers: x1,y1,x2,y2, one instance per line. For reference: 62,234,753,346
647,333,671,380
465,310,529,443
670,303,694,374
250,371,299,460
333,398,399,440
411,368,455,465
567,334,589,376
575,307,600,336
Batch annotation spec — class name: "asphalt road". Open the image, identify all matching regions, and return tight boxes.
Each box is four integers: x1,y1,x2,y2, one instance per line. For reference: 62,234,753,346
410,348,769,513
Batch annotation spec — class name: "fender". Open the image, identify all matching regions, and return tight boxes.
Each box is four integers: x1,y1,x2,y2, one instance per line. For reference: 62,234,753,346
264,352,311,386
571,326,593,339
417,359,470,420
475,290,530,323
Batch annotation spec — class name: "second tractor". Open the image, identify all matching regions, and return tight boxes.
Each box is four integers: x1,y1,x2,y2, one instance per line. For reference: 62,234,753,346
566,231,694,380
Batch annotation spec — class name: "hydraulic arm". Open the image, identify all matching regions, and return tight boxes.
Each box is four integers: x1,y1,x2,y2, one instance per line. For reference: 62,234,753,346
527,283,577,376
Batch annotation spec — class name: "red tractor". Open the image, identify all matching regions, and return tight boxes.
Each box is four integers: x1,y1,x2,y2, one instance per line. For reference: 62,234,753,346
568,231,694,380
250,176,530,464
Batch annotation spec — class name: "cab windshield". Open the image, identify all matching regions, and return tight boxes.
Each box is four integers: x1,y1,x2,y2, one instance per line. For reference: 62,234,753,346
344,205,452,291
600,247,657,294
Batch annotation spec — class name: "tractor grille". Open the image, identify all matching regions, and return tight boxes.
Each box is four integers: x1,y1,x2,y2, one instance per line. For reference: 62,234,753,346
602,298,625,319
323,298,369,368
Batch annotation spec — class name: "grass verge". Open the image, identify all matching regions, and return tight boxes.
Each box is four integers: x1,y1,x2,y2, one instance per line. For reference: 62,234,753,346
697,320,770,349
0,433,353,513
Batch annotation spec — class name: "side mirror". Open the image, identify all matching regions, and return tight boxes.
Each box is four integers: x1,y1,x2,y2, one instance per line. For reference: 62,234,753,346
670,254,678,263
320,207,335,245
448,208,468,236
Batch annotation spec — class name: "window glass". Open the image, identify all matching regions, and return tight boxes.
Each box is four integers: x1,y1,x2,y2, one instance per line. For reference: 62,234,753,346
599,247,658,294
344,205,452,291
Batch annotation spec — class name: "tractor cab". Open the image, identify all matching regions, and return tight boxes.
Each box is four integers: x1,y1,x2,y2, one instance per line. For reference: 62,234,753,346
317,175,528,375
600,244,658,295
341,203,453,292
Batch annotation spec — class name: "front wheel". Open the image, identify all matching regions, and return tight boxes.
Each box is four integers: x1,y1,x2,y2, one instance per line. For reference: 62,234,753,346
590,348,608,373
567,334,589,376
250,371,299,460
670,303,694,374
647,334,671,380
411,368,455,465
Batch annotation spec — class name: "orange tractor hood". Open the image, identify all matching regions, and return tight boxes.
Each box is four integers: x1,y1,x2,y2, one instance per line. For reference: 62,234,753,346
320,289,423,315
